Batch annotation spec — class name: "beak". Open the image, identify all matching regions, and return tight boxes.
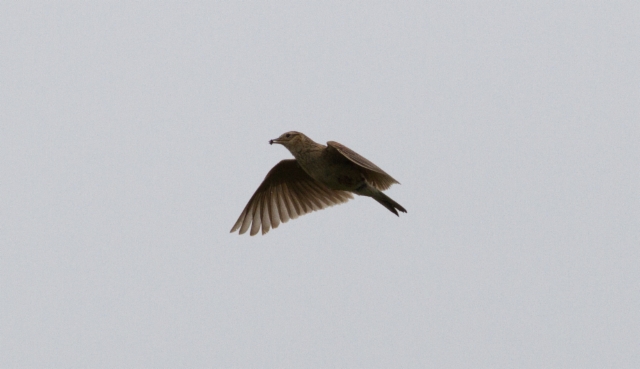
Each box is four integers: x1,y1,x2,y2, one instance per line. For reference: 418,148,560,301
269,138,281,145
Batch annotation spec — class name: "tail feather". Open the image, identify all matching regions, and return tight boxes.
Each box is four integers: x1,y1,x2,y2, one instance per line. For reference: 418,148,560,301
373,191,407,216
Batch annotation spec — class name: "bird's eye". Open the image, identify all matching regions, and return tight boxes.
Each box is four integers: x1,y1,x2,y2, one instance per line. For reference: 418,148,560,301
285,134,291,138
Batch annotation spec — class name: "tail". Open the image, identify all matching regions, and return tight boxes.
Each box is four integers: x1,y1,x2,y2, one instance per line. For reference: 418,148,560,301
372,191,407,216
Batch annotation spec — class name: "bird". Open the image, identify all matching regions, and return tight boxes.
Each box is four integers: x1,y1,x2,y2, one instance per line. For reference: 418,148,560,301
230,131,406,236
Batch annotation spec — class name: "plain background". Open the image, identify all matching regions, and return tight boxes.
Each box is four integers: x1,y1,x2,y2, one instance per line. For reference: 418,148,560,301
1,1,639,368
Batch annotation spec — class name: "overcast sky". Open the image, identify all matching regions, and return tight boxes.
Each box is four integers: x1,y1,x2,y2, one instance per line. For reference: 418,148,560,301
1,1,639,368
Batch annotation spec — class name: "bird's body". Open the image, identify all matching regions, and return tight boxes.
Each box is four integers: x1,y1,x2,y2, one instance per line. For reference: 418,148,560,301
289,141,356,190
231,131,406,235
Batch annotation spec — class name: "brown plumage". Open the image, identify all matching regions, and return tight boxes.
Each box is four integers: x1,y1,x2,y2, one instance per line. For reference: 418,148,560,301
230,131,406,235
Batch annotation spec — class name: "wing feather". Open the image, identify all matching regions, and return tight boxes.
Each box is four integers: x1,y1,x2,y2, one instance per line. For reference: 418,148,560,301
250,194,262,236
327,141,400,191
231,159,352,235
271,188,282,228
281,183,299,219
278,190,290,223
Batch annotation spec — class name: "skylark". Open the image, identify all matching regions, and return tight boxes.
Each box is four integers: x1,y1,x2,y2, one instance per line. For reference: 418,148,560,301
231,131,406,235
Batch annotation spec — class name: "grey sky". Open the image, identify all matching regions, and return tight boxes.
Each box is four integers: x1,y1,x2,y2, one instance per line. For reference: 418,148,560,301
1,1,639,368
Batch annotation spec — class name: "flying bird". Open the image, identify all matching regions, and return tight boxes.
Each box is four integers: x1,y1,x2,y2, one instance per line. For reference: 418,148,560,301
230,131,406,235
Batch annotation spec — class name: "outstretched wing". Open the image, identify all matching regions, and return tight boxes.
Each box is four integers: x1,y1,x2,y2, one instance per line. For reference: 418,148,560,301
327,141,400,191
230,159,353,236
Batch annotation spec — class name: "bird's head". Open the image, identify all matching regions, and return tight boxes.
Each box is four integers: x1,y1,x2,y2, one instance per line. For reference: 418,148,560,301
269,131,307,150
